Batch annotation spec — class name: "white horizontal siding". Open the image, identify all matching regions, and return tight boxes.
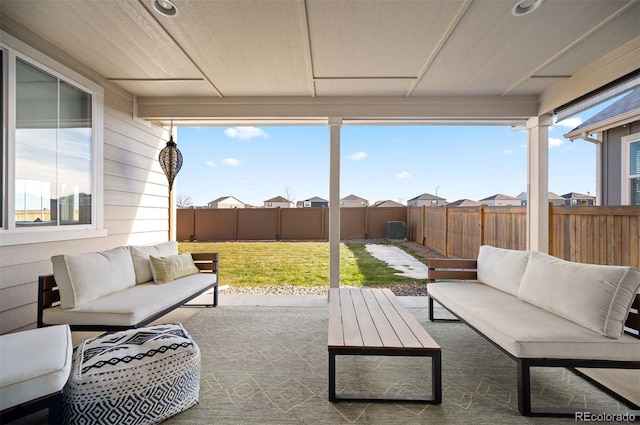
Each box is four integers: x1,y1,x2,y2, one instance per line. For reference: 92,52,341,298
1,89,171,333
106,219,169,236
104,191,167,209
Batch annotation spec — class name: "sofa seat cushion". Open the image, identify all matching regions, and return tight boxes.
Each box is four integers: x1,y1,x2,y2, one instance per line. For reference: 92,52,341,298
428,282,640,361
477,245,530,296
52,246,136,309
517,251,640,338
42,273,216,327
130,241,179,284
0,325,73,410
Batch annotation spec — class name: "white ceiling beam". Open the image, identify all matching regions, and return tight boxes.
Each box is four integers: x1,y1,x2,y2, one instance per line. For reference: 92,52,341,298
136,95,538,122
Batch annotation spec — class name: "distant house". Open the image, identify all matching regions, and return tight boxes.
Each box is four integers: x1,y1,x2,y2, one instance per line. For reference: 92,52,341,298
340,194,369,207
264,196,293,208
371,200,404,207
479,193,520,206
296,196,329,208
561,192,596,206
564,88,640,206
407,193,446,207
207,196,245,209
516,191,564,206
447,199,481,207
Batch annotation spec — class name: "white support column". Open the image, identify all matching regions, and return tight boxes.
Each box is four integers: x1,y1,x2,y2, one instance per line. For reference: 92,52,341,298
526,114,552,252
329,117,342,289
168,188,176,241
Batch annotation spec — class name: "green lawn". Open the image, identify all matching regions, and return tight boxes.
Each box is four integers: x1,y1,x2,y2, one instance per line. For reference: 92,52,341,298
179,241,426,287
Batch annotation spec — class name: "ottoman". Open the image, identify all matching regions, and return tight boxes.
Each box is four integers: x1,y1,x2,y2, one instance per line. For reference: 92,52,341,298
64,323,200,425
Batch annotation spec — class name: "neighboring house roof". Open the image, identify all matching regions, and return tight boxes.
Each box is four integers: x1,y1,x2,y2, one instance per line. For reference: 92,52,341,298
562,192,594,199
371,200,404,207
564,89,640,141
209,196,243,204
305,196,328,202
548,192,565,200
479,193,519,201
447,199,481,207
341,194,367,202
408,192,446,201
516,191,564,200
265,196,291,203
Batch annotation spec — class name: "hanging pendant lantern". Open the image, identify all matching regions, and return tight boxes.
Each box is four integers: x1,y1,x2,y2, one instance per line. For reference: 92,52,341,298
159,122,182,190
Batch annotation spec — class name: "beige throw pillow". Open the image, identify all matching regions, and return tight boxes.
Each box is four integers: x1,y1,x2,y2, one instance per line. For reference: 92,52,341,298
129,241,178,284
149,253,200,284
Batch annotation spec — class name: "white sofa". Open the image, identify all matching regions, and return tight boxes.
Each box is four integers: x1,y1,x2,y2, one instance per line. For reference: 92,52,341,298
0,324,72,424
38,242,218,332
427,245,640,417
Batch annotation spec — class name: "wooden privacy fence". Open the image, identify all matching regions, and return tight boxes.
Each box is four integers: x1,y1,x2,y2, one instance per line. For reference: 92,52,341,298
550,206,640,268
408,205,640,269
176,207,407,242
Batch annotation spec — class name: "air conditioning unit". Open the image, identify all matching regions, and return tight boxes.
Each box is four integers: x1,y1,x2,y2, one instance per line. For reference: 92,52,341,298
386,221,407,240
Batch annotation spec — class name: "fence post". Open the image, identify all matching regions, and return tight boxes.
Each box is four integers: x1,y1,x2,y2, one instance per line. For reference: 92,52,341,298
421,206,426,245
191,208,196,241
444,206,448,256
235,207,239,241
365,206,369,239
277,207,281,241
479,205,485,247
406,207,410,241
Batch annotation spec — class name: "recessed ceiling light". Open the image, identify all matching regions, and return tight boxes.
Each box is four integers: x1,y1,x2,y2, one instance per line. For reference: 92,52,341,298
512,0,544,16
153,0,178,17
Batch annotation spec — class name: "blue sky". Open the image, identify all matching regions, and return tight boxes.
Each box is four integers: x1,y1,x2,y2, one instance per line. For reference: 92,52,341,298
175,115,594,207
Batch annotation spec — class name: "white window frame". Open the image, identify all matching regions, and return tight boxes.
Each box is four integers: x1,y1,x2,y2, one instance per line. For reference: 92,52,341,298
621,132,640,206
1,31,106,246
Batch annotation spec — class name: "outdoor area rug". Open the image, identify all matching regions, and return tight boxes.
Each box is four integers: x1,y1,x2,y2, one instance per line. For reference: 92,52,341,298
162,305,634,425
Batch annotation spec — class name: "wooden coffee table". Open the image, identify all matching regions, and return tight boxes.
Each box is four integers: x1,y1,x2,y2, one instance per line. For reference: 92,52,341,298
328,287,442,403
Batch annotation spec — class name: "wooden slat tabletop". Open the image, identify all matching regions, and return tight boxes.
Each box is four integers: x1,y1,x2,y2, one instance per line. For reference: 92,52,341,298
328,288,439,351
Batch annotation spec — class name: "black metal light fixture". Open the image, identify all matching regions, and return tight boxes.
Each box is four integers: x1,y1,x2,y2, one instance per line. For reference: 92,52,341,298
159,121,182,191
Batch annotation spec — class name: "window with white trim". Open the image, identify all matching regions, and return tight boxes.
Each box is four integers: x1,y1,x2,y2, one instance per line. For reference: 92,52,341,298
621,133,640,206
1,49,4,226
1,38,104,243
628,139,640,206
15,58,92,227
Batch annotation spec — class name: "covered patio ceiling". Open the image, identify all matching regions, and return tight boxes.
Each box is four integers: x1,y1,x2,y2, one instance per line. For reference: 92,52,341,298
1,0,639,286
1,0,638,126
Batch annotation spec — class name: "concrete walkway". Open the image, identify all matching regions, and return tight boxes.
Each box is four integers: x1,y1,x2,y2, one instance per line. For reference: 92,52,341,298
365,244,430,279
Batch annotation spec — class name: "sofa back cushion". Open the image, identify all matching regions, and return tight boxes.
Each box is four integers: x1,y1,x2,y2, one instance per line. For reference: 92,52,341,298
517,251,640,338
477,245,530,296
129,241,178,284
52,246,136,309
